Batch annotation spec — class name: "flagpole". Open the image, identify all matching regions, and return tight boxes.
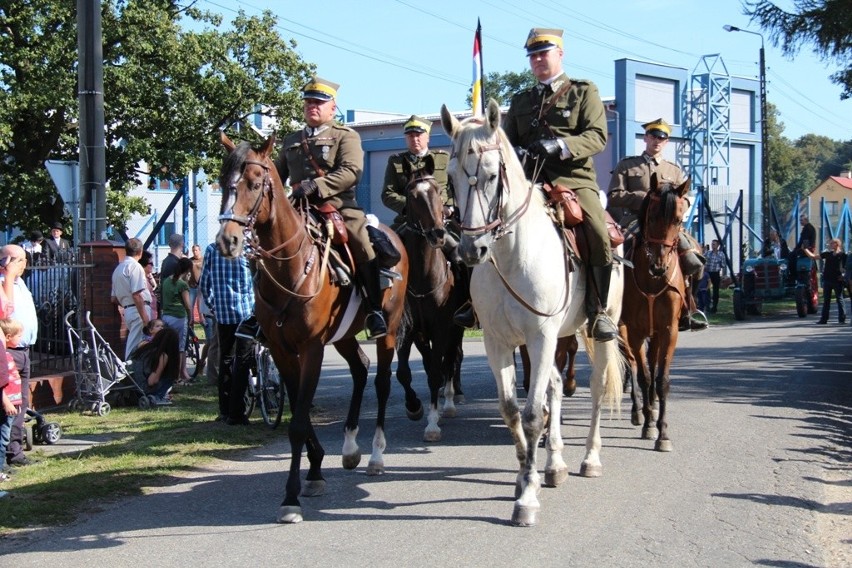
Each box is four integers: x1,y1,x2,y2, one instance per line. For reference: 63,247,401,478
477,19,485,116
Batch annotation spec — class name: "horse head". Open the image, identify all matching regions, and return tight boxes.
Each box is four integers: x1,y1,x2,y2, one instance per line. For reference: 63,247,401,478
403,155,447,249
640,173,690,277
216,132,279,258
441,99,524,266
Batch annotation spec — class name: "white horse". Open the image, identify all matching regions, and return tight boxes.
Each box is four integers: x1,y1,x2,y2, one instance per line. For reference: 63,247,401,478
440,100,624,526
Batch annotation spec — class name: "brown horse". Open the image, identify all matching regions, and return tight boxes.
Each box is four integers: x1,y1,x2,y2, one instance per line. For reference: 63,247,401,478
216,133,409,523
393,159,466,442
620,174,689,452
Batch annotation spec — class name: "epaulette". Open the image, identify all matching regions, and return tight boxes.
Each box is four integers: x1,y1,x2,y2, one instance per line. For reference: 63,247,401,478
431,149,448,155
331,122,354,133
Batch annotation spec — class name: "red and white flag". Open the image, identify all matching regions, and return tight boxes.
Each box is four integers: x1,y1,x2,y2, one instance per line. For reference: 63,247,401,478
472,19,484,117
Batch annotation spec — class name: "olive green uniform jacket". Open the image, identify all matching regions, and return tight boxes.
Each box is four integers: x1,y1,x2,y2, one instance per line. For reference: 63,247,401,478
381,150,454,230
503,72,611,265
607,153,686,229
275,121,375,263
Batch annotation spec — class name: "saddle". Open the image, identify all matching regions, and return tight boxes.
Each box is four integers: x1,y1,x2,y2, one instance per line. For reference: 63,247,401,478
302,203,402,286
543,184,625,269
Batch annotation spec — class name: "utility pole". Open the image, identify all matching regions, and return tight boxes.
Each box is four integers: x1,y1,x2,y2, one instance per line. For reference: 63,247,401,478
78,0,107,241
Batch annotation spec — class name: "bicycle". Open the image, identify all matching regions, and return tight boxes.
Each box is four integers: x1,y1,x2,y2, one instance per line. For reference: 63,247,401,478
244,340,286,429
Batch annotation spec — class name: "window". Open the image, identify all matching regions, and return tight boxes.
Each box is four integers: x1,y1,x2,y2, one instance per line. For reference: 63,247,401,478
157,222,175,246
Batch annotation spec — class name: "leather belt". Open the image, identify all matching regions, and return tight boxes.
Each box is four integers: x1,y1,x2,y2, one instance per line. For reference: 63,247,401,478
123,301,152,308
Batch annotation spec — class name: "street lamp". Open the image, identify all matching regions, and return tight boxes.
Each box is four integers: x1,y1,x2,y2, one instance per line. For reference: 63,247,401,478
724,24,769,242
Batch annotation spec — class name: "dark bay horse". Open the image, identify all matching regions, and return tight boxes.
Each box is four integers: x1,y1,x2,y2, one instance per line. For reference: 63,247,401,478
393,160,466,442
216,133,409,523
620,175,690,452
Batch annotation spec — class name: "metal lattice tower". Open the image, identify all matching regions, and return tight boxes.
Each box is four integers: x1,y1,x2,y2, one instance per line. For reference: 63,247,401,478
687,54,732,196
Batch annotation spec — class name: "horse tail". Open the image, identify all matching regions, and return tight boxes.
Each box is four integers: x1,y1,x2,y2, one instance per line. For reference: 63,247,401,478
581,334,624,417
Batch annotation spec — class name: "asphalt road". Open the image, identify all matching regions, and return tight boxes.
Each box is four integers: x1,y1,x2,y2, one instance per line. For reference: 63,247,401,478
1,314,850,567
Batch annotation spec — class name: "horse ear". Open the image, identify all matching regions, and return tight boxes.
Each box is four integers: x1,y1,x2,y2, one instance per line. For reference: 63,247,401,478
649,172,659,191
678,177,691,197
486,99,501,132
440,104,458,138
424,153,435,176
220,131,236,152
259,134,277,159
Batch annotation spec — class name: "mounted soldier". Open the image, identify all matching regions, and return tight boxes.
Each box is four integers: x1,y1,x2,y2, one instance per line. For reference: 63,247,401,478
274,76,388,339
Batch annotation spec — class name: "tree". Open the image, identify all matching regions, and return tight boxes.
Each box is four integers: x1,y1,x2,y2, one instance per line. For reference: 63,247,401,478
745,1,852,99
0,1,314,235
466,70,536,108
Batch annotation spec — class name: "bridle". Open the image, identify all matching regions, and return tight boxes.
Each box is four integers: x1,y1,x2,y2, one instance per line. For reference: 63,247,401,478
218,159,271,230
403,174,446,246
453,135,532,240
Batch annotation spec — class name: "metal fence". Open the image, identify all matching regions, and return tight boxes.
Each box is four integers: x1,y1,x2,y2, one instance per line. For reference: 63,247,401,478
25,251,93,373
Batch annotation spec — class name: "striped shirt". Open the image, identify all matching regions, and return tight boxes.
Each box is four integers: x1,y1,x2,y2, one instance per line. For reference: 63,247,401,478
198,243,254,325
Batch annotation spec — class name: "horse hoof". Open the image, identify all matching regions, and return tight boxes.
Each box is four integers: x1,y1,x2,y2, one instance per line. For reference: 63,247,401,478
544,467,569,487
631,414,641,426
511,503,539,527
655,439,673,452
366,460,385,476
301,479,326,497
342,452,362,470
442,406,457,419
406,401,424,421
277,506,303,524
563,381,577,398
453,394,465,404
579,462,602,478
642,428,658,441
423,429,442,443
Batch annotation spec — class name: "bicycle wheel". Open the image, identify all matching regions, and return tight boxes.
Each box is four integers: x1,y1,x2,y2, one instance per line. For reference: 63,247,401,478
257,346,285,428
243,353,258,419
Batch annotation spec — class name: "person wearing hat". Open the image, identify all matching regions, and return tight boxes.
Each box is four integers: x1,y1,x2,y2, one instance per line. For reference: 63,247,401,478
21,230,43,266
607,118,708,331
381,115,474,328
503,27,618,342
43,221,71,263
274,76,389,339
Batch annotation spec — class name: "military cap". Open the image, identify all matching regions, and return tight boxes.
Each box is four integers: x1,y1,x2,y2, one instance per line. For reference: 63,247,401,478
302,76,339,101
51,221,63,230
403,115,431,135
641,118,672,139
525,28,564,55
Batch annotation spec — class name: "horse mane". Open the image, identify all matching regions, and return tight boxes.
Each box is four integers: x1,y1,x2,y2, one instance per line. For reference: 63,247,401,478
638,183,679,234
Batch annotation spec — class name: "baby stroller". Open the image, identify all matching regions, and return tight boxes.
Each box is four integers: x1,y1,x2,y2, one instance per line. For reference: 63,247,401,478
65,310,146,416
23,408,62,451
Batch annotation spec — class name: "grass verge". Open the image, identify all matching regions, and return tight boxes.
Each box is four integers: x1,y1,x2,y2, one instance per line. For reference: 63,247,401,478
0,382,286,535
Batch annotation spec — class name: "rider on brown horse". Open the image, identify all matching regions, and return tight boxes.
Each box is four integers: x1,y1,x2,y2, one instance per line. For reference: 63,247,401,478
607,118,707,332
381,114,475,328
274,76,388,339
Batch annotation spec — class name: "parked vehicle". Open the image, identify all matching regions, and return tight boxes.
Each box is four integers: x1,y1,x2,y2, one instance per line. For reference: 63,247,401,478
732,255,818,320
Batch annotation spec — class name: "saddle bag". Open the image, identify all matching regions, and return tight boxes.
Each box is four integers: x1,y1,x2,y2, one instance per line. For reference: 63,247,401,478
544,183,584,227
605,213,625,248
315,202,348,246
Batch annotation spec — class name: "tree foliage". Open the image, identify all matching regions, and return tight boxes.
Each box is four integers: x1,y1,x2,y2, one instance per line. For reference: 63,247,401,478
0,0,314,235
466,70,536,108
745,0,852,99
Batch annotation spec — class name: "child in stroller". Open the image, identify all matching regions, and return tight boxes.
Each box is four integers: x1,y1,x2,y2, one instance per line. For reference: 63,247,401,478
128,326,180,407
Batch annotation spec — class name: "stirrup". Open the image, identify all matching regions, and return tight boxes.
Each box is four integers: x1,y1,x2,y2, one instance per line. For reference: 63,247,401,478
452,302,477,329
587,312,618,342
365,311,388,339
678,310,709,332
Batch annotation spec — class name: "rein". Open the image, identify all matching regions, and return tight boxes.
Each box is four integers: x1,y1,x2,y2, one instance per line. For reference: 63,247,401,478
456,139,534,239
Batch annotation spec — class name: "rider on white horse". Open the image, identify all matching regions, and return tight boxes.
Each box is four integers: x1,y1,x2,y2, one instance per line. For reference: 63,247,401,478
503,27,618,342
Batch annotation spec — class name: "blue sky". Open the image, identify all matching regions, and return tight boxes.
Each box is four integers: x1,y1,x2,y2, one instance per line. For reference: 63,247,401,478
198,0,850,143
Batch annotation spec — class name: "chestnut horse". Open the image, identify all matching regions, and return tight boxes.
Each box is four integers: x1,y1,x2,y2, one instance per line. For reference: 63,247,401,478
619,174,690,452
216,133,409,524
393,160,466,442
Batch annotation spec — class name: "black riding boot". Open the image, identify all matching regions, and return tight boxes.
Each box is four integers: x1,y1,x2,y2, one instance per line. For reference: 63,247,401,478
586,264,619,342
357,259,388,339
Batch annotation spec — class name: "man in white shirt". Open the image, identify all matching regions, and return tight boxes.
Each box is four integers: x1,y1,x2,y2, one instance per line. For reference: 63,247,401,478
110,238,152,358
